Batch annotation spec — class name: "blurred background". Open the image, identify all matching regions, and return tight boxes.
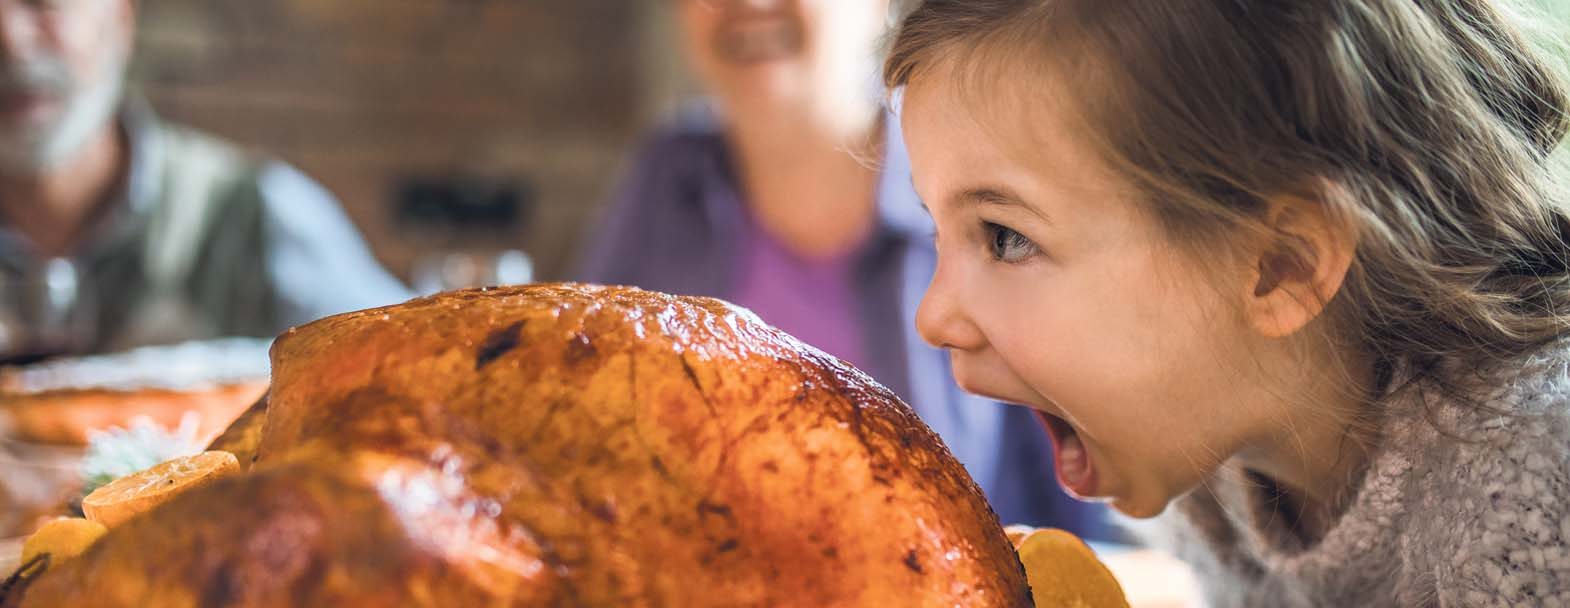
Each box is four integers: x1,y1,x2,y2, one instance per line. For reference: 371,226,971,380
134,0,696,283
129,0,1570,285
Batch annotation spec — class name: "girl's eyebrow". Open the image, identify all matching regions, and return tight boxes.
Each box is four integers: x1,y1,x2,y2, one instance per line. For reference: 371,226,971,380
908,179,1052,224
957,186,1052,224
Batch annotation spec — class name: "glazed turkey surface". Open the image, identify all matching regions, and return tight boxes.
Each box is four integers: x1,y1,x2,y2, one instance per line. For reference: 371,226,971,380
14,284,1030,607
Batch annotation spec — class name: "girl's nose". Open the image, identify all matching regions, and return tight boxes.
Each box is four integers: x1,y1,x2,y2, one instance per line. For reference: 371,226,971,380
915,261,986,352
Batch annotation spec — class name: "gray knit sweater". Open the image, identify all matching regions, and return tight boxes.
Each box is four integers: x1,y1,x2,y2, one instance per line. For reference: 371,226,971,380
1131,344,1570,607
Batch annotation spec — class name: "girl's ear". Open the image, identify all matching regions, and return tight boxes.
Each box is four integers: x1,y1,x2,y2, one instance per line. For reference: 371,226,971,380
1244,189,1357,338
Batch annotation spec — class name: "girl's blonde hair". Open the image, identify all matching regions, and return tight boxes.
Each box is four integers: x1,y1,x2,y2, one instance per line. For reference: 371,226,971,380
887,0,1570,406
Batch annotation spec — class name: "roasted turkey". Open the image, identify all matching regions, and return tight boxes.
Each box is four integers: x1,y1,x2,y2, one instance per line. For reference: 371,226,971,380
8,284,1030,607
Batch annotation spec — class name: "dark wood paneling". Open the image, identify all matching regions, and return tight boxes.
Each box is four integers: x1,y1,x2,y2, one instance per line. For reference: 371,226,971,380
130,0,661,280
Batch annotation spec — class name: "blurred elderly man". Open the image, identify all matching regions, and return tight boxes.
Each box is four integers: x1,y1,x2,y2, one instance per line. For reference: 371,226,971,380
578,0,1109,536
0,0,410,361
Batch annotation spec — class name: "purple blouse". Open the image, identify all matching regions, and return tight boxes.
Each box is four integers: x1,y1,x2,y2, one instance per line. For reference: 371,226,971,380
731,213,870,371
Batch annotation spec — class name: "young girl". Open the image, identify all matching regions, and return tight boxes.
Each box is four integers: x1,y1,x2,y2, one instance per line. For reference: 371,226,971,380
885,0,1570,605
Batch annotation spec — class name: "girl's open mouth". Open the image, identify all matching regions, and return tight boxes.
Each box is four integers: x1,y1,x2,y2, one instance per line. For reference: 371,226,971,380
1034,409,1098,499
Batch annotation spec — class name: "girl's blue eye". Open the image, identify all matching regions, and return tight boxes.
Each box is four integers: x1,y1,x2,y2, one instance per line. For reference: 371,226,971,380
984,222,1039,263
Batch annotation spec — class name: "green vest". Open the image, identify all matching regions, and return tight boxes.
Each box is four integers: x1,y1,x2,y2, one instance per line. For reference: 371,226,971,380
90,122,279,351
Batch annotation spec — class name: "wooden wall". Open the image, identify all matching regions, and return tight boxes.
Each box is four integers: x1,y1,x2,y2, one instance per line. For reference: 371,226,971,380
131,1,676,281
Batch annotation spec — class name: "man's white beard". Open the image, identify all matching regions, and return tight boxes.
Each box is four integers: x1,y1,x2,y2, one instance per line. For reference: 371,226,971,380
0,51,127,176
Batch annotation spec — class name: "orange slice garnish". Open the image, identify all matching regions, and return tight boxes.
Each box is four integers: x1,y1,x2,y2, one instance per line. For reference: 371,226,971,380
81,451,239,527
1015,527,1130,608
1005,524,1038,548
21,517,107,568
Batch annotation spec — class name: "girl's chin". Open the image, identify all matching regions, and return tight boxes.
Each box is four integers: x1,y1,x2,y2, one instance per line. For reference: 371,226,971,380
1101,479,1186,519
1108,496,1170,519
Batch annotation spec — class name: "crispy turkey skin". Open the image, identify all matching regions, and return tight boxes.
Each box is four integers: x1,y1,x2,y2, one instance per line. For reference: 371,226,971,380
14,284,1030,607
